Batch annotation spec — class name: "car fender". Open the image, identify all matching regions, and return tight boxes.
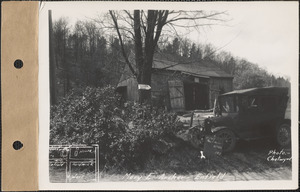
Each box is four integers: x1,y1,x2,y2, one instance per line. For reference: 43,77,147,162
211,126,228,133
281,119,291,125
276,118,291,129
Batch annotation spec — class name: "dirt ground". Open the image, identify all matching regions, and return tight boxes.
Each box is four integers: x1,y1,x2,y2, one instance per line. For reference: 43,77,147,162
131,138,292,182
50,137,292,182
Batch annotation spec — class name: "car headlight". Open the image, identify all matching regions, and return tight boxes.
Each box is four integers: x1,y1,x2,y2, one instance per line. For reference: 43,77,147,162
204,118,213,132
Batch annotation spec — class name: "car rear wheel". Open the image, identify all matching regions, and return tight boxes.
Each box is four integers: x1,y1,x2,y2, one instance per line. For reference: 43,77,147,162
276,122,291,147
215,129,236,152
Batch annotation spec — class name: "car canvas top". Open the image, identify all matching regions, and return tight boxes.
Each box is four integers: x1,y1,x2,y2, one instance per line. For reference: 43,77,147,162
220,87,289,96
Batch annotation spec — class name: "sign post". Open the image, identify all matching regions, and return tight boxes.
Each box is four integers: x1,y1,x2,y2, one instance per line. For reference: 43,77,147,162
138,84,151,103
138,84,151,90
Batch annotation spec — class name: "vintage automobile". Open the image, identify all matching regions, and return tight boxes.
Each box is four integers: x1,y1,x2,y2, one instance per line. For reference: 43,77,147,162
203,87,291,152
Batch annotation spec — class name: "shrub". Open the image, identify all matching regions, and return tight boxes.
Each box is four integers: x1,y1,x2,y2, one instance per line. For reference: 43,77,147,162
50,85,183,171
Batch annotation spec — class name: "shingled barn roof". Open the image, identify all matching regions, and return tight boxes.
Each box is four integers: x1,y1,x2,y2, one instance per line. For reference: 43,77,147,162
117,53,233,87
152,56,233,78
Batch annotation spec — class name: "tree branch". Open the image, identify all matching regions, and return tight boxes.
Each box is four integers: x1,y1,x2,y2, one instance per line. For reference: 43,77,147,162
153,10,169,47
124,10,134,21
109,10,137,77
165,11,226,24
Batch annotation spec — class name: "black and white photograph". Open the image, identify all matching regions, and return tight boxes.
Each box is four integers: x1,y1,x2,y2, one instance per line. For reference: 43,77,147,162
38,1,298,190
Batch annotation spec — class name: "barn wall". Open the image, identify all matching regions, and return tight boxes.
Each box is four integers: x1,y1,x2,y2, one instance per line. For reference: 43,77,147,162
151,70,210,111
209,77,233,108
151,70,186,110
119,70,233,111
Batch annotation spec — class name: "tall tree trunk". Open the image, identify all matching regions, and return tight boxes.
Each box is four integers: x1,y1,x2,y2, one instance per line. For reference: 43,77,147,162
49,10,57,105
134,10,151,103
137,10,157,103
110,10,168,103
133,10,143,83
140,51,153,103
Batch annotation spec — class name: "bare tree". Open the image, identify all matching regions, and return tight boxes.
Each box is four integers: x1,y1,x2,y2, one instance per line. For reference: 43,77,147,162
180,37,191,58
214,51,236,75
106,10,227,103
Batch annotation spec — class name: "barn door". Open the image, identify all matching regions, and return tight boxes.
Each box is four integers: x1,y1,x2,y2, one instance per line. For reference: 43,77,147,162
168,80,185,111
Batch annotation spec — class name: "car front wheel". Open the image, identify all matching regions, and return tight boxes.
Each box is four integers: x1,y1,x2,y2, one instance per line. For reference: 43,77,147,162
215,129,236,153
276,122,291,147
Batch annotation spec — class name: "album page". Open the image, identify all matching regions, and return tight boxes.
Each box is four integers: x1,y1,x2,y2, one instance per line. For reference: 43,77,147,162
38,1,299,190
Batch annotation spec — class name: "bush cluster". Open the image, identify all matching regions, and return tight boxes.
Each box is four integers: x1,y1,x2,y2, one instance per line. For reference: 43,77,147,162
50,86,183,171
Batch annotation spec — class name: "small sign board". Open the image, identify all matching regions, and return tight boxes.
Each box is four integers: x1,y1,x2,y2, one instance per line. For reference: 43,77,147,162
49,145,70,159
49,145,99,183
68,161,97,183
49,145,70,183
138,84,151,90
203,134,223,158
69,146,96,160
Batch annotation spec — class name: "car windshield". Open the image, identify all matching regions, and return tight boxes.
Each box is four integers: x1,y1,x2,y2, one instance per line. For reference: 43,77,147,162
220,95,235,113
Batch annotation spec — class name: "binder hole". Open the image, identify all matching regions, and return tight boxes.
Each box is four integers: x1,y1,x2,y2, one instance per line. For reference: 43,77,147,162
13,141,23,150
14,59,23,69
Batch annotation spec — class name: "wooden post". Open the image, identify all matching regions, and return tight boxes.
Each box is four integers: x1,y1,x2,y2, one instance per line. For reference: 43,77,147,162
49,10,57,105
213,97,217,115
94,145,100,182
190,111,194,127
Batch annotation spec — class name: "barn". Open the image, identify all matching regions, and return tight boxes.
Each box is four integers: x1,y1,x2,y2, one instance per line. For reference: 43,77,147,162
117,55,233,112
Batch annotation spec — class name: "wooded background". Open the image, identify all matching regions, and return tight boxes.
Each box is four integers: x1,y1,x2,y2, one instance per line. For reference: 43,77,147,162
50,14,290,104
